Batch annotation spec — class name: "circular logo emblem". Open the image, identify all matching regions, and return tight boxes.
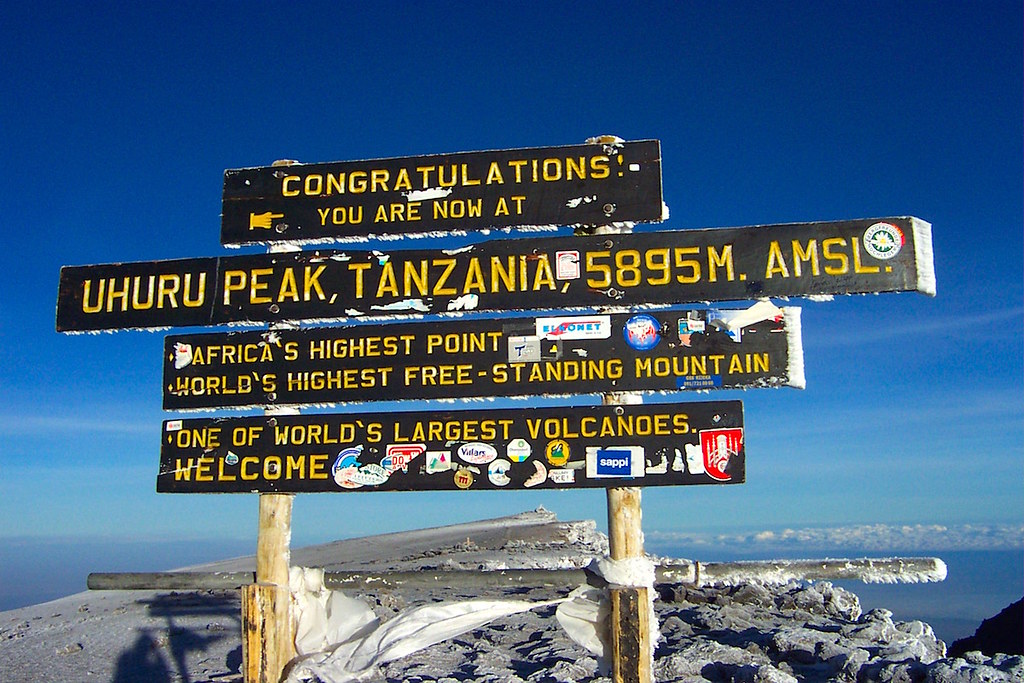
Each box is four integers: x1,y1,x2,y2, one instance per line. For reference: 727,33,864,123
487,459,511,486
453,468,474,489
863,222,905,260
624,314,661,351
224,452,239,466
545,440,570,467
507,438,532,463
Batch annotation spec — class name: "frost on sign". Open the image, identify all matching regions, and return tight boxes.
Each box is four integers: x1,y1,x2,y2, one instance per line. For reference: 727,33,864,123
220,140,664,246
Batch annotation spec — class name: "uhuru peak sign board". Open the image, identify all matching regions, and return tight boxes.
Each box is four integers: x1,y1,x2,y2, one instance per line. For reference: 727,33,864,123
164,305,803,410
220,140,664,245
56,217,934,332
158,400,744,493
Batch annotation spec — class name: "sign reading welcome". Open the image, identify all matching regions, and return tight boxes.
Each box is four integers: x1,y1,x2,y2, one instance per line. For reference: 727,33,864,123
158,401,745,493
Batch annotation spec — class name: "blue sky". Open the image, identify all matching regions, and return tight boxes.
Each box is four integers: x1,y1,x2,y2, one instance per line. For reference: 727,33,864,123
1,1,1021,558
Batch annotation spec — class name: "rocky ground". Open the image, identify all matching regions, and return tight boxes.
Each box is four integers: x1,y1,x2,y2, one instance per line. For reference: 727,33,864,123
1,510,1021,682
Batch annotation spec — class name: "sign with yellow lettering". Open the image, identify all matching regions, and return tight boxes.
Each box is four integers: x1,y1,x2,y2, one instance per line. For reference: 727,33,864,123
163,304,803,410
56,217,934,333
220,140,664,245
157,400,744,493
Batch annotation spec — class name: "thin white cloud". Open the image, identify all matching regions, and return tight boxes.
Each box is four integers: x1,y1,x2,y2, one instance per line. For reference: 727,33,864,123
806,305,1023,348
648,522,1024,552
746,387,1024,441
0,413,152,436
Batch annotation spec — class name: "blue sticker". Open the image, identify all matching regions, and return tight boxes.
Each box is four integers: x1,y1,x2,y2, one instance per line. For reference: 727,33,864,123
623,314,661,351
331,445,363,476
595,448,635,476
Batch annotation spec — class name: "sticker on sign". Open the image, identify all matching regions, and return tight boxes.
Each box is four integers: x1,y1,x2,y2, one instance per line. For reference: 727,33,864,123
536,315,611,340
585,446,646,479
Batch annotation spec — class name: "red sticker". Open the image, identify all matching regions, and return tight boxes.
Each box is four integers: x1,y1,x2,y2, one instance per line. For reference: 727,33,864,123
699,428,743,482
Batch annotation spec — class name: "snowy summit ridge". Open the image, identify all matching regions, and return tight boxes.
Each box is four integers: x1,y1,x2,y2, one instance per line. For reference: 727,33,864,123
0,511,1019,683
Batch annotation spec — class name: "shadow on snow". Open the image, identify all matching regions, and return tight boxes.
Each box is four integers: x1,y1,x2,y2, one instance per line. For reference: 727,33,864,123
112,591,242,683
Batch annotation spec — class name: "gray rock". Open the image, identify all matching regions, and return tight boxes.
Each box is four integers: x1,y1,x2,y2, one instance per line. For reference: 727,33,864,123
652,580,1024,683
923,655,1023,682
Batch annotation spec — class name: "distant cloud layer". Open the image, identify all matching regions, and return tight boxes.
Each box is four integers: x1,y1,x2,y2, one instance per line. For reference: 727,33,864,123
0,413,151,436
810,305,1024,348
648,523,1024,552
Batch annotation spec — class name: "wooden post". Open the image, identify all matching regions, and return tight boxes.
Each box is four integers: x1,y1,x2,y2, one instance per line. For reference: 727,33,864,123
242,417,300,681
243,581,294,683
243,158,300,683
587,155,654,681
242,428,299,683
604,394,653,683
606,486,653,683
256,490,294,586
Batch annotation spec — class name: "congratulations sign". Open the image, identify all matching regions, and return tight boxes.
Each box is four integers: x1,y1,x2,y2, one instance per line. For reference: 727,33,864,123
221,140,664,245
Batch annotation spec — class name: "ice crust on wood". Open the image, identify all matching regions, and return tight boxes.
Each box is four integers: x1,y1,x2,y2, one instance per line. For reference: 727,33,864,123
912,216,937,296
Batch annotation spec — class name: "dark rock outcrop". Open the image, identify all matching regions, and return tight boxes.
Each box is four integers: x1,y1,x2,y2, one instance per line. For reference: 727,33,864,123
949,598,1023,658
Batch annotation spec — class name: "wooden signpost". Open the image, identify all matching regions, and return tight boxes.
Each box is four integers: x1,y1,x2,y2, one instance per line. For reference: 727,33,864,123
56,138,937,683
162,307,803,410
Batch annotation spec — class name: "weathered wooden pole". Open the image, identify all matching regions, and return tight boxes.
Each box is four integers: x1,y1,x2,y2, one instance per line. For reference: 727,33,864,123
243,489,296,683
589,147,654,681
244,159,300,683
603,395,653,683
606,488,653,683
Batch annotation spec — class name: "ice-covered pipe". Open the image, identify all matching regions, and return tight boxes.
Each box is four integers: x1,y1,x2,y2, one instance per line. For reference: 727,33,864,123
87,556,946,592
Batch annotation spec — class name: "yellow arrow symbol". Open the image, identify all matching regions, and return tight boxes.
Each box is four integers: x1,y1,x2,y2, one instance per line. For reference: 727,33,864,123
249,211,284,230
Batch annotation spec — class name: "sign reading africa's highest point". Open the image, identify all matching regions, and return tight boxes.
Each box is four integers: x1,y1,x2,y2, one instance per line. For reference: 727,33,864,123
221,140,664,246
56,217,934,332
162,305,804,410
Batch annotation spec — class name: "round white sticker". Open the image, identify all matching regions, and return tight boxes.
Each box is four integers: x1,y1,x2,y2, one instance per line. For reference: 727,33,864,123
863,222,905,260
506,438,532,463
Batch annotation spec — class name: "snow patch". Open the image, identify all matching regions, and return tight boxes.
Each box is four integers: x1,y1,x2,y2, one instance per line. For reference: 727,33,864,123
446,294,479,311
912,216,937,296
442,244,475,255
784,307,806,389
567,195,597,208
403,187,453,202
369,299,430,313
595,556,656,589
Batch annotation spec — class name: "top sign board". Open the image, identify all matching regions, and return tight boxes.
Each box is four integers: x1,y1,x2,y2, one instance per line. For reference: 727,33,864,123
56,217,935,332
221,140,664,246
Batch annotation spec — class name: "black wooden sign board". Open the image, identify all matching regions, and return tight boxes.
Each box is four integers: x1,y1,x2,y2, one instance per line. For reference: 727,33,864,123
221,140,664,246
56,217,934,332
163,306,803,410
157,400,745,493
